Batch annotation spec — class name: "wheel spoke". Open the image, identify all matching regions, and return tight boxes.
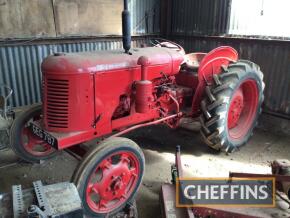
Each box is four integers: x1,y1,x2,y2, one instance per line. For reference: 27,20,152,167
100,158,112,170
121,153,130,164
43,143,52,150
99,199,109,208
25,140,35,149
92,184,100,194
130,168,138,177
120,193,127,200
87,183,94,193
87,182,100,194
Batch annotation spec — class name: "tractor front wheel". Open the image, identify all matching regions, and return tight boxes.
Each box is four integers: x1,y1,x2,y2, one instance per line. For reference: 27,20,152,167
9,104,57,163
200,60,264,152
71,137,145,217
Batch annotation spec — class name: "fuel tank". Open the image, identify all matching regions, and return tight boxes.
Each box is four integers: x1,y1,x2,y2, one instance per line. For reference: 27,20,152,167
41,47,184,133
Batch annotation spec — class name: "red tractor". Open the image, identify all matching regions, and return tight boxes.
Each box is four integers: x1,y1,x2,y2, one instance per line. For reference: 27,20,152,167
9,1,264,217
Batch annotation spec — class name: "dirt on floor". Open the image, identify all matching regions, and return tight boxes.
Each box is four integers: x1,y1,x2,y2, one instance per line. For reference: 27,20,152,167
0,121,290,217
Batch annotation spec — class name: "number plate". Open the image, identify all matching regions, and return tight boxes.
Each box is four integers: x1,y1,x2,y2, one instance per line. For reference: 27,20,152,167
29,123,58,148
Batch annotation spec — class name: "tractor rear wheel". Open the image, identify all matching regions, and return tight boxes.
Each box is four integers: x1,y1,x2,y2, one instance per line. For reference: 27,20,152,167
200,60,264,152
9,104,57,163
72,137,145,217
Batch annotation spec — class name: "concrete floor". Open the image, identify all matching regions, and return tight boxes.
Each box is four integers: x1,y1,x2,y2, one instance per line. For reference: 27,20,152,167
0,117,290,217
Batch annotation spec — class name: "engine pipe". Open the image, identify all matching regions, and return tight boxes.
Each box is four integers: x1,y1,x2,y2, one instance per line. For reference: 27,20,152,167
111,113,183,137
169,94,180,113
135,56,153,113
138,56,149,80
122,0,131,53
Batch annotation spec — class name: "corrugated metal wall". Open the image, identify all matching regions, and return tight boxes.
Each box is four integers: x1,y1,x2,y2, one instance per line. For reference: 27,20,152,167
130,0,160,34
0,37,151,107
171,0,231,36
0,0,160,107
170,0,290,118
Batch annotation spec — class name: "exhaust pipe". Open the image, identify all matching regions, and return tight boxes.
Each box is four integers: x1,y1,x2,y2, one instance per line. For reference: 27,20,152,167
122,0,131,54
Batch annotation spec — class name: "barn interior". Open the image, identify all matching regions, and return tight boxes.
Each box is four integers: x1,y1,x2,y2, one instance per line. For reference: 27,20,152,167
0,0,290,218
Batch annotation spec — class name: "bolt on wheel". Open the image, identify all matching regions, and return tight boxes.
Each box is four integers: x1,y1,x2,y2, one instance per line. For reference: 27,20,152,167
72,137,145,217
200,60,264,152
10,104,57,163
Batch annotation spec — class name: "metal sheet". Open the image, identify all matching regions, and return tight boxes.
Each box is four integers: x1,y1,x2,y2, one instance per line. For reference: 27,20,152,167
0,37,150,107
130,0,160,35
171,0,231,36
172,35,290,117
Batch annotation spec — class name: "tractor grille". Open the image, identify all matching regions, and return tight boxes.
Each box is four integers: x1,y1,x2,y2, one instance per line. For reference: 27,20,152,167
46,79,69,129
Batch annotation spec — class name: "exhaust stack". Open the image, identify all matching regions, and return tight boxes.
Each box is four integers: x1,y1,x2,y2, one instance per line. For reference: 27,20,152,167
122,0,131,53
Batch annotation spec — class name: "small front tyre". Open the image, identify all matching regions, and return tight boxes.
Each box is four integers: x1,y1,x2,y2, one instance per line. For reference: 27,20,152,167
72,137,145,217
9,104,57,163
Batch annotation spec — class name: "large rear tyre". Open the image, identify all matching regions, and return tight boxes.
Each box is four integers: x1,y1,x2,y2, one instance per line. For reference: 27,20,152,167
9,104,57,163
200,60,265,152
72,137,145,217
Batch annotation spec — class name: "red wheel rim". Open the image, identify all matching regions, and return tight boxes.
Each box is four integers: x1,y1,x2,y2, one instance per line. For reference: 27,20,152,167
22,128,54,156
86,151,140,214
21,116,54,156
227,79,259,140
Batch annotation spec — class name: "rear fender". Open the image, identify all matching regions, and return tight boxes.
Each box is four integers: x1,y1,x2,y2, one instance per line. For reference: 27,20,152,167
191,46,238,115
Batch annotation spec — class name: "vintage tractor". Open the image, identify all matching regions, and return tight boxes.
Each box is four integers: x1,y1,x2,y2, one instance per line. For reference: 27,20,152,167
9,0,264,217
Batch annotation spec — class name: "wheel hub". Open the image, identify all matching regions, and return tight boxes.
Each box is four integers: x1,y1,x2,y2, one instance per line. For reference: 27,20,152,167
98,160,132,201
86,152,139,213
227,79,259,140
228,88,244,129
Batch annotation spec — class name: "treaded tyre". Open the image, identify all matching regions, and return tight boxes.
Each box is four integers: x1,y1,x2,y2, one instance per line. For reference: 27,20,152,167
9,104,57,163
71,137,145,218
200,60,265,153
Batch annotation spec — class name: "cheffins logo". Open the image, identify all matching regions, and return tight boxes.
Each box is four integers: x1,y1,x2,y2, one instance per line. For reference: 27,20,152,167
176,177,275,207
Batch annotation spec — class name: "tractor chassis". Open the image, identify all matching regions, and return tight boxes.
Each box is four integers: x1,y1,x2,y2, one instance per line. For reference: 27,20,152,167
62,112,183,177
29,112,182,151
59,112,183,161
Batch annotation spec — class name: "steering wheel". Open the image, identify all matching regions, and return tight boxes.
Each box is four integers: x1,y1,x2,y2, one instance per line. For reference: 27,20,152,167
150,38,185,55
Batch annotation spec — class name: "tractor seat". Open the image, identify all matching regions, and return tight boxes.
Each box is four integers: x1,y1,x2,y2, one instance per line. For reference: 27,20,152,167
184,53,206,71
